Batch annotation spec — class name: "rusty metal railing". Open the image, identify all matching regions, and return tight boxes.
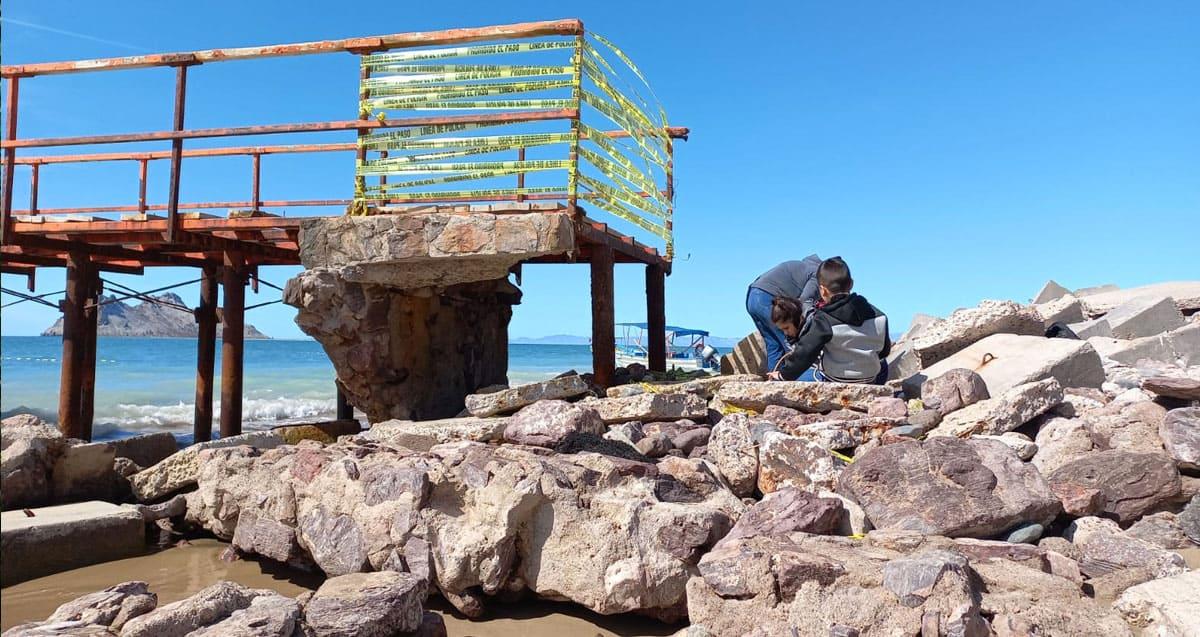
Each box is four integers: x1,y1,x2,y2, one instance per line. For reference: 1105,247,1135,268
0,19,686,257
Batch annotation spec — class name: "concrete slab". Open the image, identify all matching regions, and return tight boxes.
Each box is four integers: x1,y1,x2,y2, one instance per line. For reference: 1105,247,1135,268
1,501,144,585
1033,280,1071,304
902,333,1105,398
1081,281,1200,317
1034,294,1084,327
1088,322,1200,367
1069,317,1113,340
51,441,117,502
1102,296,1185,339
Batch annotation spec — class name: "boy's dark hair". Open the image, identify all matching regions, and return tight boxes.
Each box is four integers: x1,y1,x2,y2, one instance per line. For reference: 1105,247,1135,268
770,296,805,326
818,256,853,294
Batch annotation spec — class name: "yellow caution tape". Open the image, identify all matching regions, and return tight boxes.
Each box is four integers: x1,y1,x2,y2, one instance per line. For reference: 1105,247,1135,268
362,65,574,89
582,59,660,137
579,121,667,179
363,40,577,66
588,33,667,124
374,131,573,152
359,120,520,149
579,191,668,239
578,148,669,210
358,159,570,175
582,92,667,166
578,175,669,220
719,404,759,416
359,185,563,201
829,449,855,464
365,78,572,104
362,166,542,191
402,98,575,111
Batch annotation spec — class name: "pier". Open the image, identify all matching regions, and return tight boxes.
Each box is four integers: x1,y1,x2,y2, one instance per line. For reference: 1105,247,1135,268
0,19,688,437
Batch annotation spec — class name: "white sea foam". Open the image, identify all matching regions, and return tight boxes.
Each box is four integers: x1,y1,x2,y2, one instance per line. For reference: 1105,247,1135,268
99,396,337,429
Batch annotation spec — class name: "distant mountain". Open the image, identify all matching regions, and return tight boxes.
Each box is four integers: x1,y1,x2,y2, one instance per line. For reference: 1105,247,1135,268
512,333,744,349
42,292,270,339
511,334,591,345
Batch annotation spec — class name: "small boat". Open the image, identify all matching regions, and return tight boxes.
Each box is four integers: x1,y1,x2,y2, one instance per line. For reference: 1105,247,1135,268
614,323,722,371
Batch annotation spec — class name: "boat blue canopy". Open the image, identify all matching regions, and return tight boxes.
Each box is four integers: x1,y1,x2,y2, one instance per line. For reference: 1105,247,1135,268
615,323,710,337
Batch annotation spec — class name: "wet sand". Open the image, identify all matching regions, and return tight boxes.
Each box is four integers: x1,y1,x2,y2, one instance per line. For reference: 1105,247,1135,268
0,539,679,636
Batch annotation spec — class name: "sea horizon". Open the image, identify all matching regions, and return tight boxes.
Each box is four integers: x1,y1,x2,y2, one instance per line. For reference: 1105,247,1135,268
1,335,593,443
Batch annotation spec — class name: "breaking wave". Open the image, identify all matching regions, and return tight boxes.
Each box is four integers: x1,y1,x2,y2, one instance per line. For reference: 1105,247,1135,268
96,396,337,431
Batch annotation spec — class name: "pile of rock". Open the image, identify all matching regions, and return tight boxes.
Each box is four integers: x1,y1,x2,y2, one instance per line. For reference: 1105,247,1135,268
1,415,176,509
3,575,444,637
9,279,1198,636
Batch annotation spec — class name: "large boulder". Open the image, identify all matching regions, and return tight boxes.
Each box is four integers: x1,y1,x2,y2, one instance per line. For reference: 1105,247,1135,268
607,374,764,400
464,375,588,417
1047,451,1181,524
903,333,1105,398
129,431,284,502
1144,376,1200,400
1080,281,1200,317
725,488,845,539
714,381,891,414
1032,417,1101,474
1103,295,1186,339
3,581,158,634
578,392,708,425
1114,569,1200,635
1,415,67,509
1033,294,1084,327
910,300,1043,367
502,400,605,448
1161,407,1200,470
361,417,506,451
929,378,1063,438
1081,399,1167,455
304,571,427,637
920,368,990,416
121,581,277,637
757,430,847,494
837,437,1061,537
1066,516,1188,579
1089,322,1200,367
706,413,759,497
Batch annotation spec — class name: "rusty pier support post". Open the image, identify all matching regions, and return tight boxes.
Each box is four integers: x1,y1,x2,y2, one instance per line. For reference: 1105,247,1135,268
646,264,667,372
220,255,245,437
590,244,616,387
2,76,19,244
78,268,100,439
336,386,353,420
166,62,192,242
194,265,219,442
57,253,88,438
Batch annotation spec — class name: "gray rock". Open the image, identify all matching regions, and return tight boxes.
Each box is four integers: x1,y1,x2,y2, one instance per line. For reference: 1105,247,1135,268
297,506,370,576
1069,317,1113,339
579,392,709,425
920,368,990,416
41,581,157,631
910,300,1044,367
362,417,506,451
671,427,711,455
1114,569,1200,635
635,432,674,458
1161,407,1200,470
890,424,925,438
1079,282,1200,316
881,550,975,608
232,511,301,564
128,431,284,501
906,409,942,433
305,571,427,637
975,432,1037,461
51,442,117,503
715,381,891,413
930,378,1063,438
1084,399,1167,454
1066,516,1187,579
904,334,1106,399
1144,376,1200,400
1032,417,1100,474
502,400,605,448
1049,482,1106,517
726,487,845,539
1034,294,1084,327
837,437,1061,537
1126,512,1196,550
121,581,269,637
1103,295,1185,340
1047,451,1181,524
757,431,847,494
464,375,588,417
867,397,908,419
1179,495,1200,545
189,593,302,637
1,415,67,510
1005,523,1044,544
1089,322,1200,368
1033,280,1071,305
706,413,758,497
108,433,178,470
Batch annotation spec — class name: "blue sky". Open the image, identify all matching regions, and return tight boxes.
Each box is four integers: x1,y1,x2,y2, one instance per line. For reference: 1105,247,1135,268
2,1,1197,340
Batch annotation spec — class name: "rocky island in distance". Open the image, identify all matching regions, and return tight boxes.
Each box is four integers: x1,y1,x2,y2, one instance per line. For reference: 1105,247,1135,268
41,292,270,339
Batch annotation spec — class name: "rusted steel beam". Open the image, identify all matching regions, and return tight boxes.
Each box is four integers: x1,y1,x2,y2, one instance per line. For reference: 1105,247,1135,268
1,110,578,149
137,159,148,215
159,230,295,261
13,198,350,215
220,253,246,437
194,265,218,443
3,20,583,78
1,262,37,288
12,216,307,234
28,163,39,215
7,142,358,165
590,243,616,389
167,64,190,242
646,264,666,373
1,76,18,245
250,154,261,211
79,268,101,438
58,253,87,439
0,248,145,274
12,234,212,265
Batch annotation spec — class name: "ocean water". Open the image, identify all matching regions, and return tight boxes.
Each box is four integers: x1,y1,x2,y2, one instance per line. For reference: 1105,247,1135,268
0,336,591,441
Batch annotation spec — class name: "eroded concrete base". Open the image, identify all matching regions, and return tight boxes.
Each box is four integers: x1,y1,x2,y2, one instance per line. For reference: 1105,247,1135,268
287,212,575,421
1,501,145,585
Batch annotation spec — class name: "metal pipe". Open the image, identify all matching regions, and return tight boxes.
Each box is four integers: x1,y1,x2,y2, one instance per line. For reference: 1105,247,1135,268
251,153,261,211
137,159,148,215
167,64,189,242
1,76,18,244
516,147,525,202
1,110,580,149
220,254,246,437
57,253,86,438
194,266,218,442
28,163,39,215
3,20,584,78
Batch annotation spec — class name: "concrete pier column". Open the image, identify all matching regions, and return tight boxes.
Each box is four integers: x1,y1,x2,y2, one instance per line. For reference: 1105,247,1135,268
220,255,245,437
646,264,666,373
590,245,616,388
193,265,218,442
